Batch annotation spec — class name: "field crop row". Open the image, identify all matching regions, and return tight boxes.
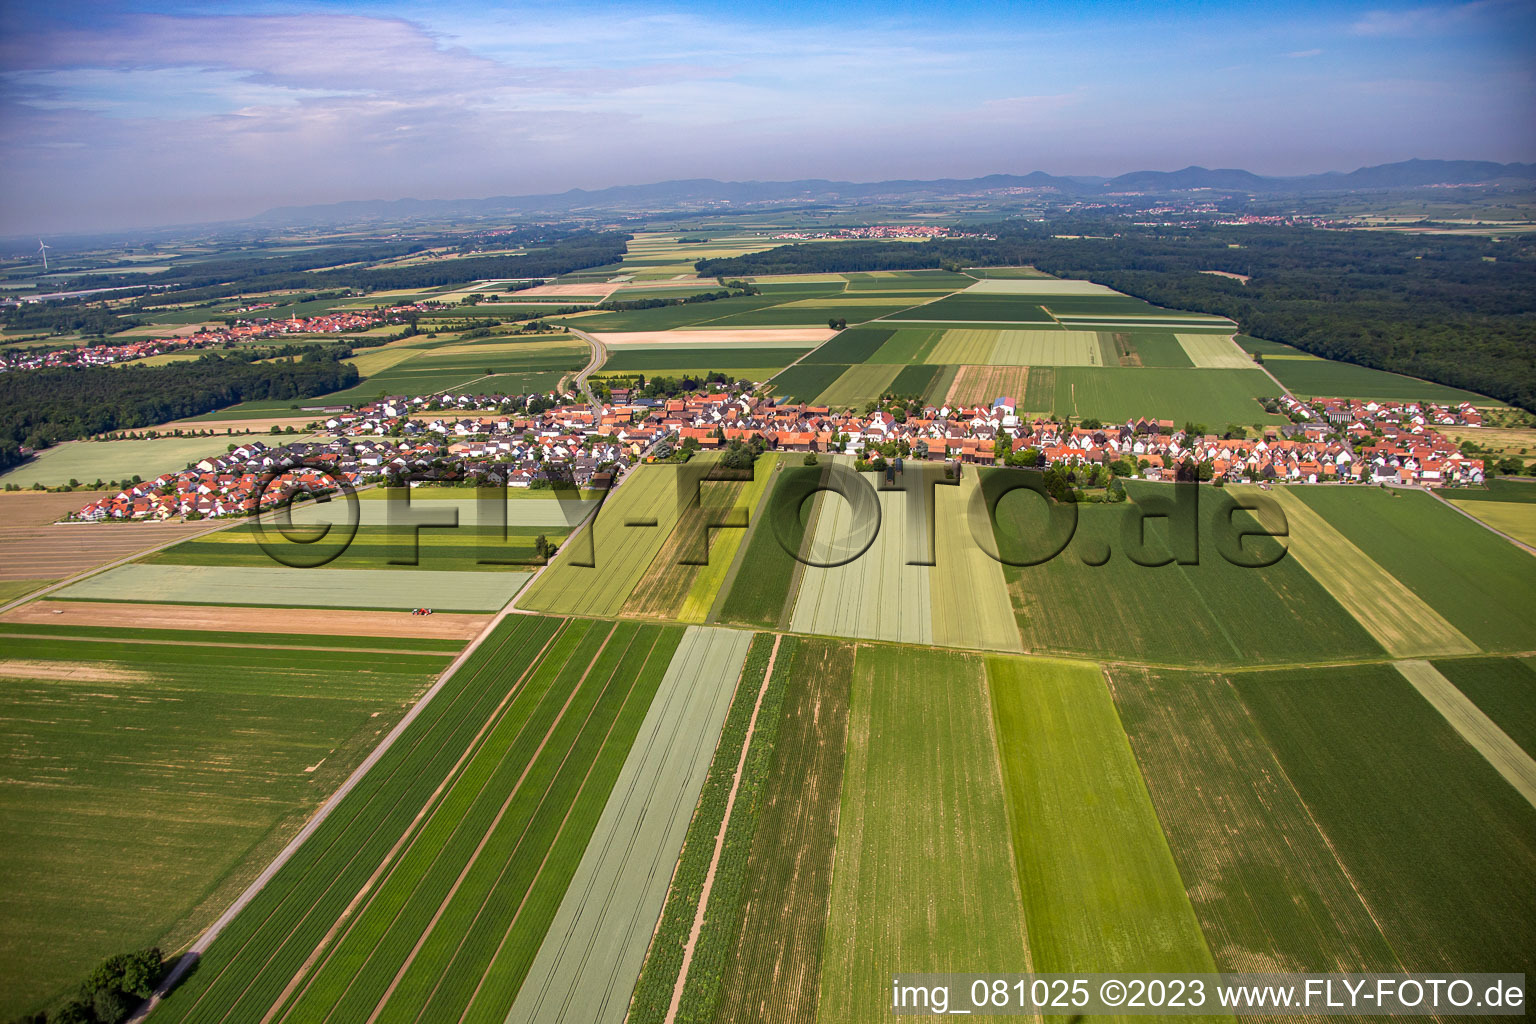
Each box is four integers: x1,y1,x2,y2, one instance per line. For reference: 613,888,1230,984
817,646,1026,1022
627,633,777,1024
506,626,753,1024
153,616,687,1024
709,637,852,1024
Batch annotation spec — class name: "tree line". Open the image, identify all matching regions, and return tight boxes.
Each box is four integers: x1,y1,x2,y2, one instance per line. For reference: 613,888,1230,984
0,348,358,468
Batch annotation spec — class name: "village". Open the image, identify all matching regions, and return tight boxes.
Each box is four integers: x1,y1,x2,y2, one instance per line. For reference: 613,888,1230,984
66,378,1488,522
0,302,433,373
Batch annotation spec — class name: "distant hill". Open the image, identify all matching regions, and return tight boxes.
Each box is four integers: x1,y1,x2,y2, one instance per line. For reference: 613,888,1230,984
248,159,1536,227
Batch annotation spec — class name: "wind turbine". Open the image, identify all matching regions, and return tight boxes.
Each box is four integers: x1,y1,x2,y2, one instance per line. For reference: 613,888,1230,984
37,239,51,271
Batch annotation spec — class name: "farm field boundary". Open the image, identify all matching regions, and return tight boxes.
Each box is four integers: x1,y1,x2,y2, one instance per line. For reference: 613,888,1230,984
1395,660,1536,807
1257,487,1477,657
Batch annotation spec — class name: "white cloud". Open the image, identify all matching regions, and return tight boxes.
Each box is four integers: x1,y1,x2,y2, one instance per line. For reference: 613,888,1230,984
1284,48,1324,58
1351,0,1504,36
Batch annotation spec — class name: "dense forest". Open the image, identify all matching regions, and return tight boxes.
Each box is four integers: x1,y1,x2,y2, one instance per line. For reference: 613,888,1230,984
0,349,358,469
698,223,1536,410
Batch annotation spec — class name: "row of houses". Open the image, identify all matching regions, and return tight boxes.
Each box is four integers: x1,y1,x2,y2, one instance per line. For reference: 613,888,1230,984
66,373,1494,521
1281,394,1484,428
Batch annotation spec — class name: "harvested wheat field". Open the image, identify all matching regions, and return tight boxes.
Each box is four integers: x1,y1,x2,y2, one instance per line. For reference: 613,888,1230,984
0,599,490,639
946,365,1030,408
517,281,623,297
0,517,213,582
597,328,835,347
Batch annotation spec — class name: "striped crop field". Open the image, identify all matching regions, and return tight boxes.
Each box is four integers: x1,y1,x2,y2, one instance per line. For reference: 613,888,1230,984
1257,487,1479,657
1230,663,1536,977
150,616,688,1024
945,364,1030,408
0,633,450,1018
1292,486,1536,652
817,645,1027,1022
988,658,1223,988
989,478,1384,667
931,472,1023,651
520,465,687,617
1175,332,1252,368
710,637,853,1024
789,467,933,646
715,465,821,630
989,328,1109,366
619,455,778,623
814,362,903,408
678,454,778,623
626,634,780,1024
54,563,531,611
506,626,752,1024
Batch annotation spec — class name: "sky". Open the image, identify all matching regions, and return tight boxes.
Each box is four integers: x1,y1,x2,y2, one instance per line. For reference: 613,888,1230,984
1,0,1533,234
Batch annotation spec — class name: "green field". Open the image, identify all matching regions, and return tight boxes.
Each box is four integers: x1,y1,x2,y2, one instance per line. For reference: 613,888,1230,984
710,638,852,1024
0,633,450,1017
769,362,849,403
507,626,751,1024
1050,367,1284,425
1108,665,1405,975
57,563,529,611
715,465,820,629
817,645,1026,1022
886,363,942,400
153,616,685,1024
1294,487,1536,651
799,326,894,364
600,346,809,372
885,293,1053,322
1431,656,1536,758
703,300,926,328
0,435,239,488
866,327,941,364
989,658,1221,987
814,362,903,408
146,524,568,572
1231,663,1536,977
322,337,587,403
0,620,464,653
988,476,1385,666
1263,354,1492,402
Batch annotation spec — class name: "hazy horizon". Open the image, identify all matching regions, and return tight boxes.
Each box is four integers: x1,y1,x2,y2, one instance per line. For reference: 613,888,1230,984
3,0,1533,235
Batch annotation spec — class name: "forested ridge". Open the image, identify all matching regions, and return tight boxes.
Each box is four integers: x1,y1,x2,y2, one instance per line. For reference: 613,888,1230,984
698,223,1536,409
0,350,358,470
